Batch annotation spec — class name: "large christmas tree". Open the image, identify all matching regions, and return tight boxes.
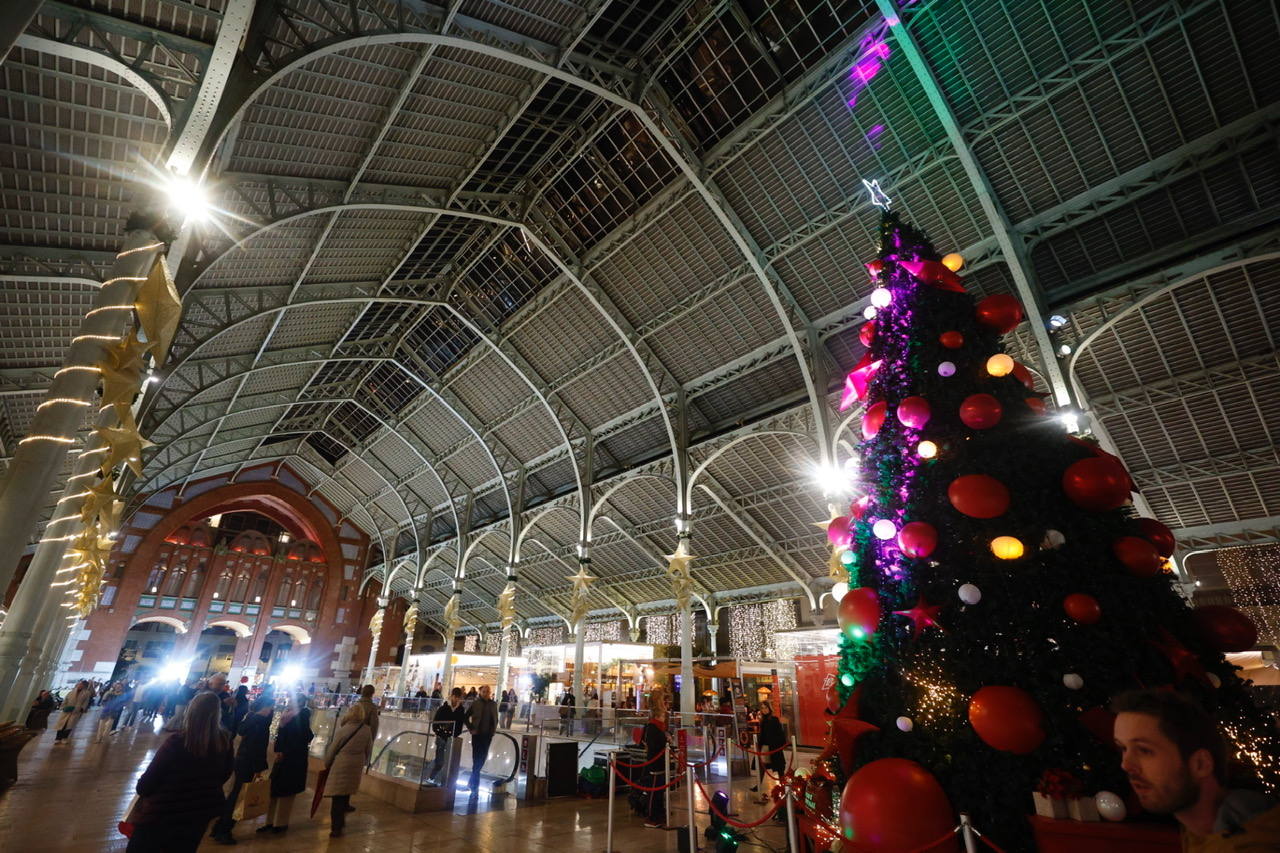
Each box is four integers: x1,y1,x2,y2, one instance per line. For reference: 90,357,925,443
812,197,1280,850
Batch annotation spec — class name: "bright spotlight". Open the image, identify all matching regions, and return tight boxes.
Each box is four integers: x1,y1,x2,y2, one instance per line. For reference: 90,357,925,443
158,658,191,683
165,175,211,222
1061,412,1080,434
1048,314,1069,330
813,463,849,496
278,664,302,685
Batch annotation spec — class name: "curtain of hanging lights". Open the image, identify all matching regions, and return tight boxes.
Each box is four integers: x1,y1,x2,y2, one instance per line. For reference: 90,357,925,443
1218,545,1280,647
645,613,679,645
583,619,623,642
528,625,566,647
728,600,798,660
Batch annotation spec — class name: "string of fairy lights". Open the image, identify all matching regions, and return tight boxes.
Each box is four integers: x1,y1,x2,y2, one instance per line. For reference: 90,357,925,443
728,600,798,660
1217,545,1279,648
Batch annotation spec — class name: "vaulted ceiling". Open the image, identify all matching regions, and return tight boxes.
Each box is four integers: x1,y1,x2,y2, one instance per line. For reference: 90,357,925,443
3,0,1277,635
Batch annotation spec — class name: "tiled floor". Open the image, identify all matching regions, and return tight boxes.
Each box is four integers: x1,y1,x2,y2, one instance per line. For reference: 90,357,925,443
1,718,790,851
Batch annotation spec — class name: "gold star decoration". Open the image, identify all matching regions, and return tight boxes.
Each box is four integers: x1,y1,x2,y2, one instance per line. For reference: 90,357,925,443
95,409,153,477
497,583,517,630
566,565,597,594
68,529,113,571
442,595,462,634
664,540,696,611
369,607,384,637
97,331,149,420
402,602,419,637
134,254,182,367
80,475,122,533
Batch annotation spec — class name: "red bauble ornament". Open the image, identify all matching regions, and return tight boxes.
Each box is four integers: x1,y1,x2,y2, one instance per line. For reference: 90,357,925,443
939,330,964,349
1135,517,1176,557
1062,456,1132,511
897,521,938,558
850,494,871,520
862,401,887,439
1112,536,1163,577
947,474,1011,519
1011,361,1036,391
866,259,884,277
1191,605,1258,653
1063,593,1102,624
838,587,881,638
975,294,1024,334
959,393,1003,429
826,515,852,547
860,320,876,347
897,396,932,429
1025,397,1047,415
839,759,959,853
968,685,1046,754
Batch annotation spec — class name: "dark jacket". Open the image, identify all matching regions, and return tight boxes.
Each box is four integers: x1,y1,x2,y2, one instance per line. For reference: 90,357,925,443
432,700,466,738
270,708,313,798
132,732,234,826
465,697,498,738
758,713,786,749
233,711,273,780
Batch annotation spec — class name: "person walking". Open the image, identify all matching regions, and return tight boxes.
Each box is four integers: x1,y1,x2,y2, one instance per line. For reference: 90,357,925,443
426,687,465,785
125,692,234,852
25,690,56,730
258,692,312,835
229,684,250,732
322,701,374,838
558,689,576,735
750,701,786,803
356,684,380,740
463,684,498,795
210,694,274,845
54,680,93,743
95,682,129,742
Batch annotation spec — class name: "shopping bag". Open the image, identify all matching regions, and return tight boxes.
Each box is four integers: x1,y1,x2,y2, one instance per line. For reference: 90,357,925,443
232,774,270,821
117,794,141,837
310,767,330,817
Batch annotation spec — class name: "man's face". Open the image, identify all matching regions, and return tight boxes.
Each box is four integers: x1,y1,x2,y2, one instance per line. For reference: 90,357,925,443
209,674,226,692
450,693,461,707
479,685,491,700
1114,712,1200,814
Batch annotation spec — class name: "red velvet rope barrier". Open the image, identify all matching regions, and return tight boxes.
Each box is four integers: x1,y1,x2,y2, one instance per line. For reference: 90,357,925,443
740,741,789,757
614,748,668,769
693,777,785,828
684,741,722,769
841,827,959,853
609,760,685,792
975,829,1008,853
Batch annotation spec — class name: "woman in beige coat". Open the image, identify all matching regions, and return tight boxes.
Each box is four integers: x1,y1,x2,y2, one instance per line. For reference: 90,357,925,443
53,681,93,743
322,701,373,837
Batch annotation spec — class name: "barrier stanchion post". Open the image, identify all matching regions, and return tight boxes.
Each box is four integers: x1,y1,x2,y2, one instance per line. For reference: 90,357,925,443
605,751,616,853
681,729,697,852
960,813,978,853
784,779,798,853
664,732,671,828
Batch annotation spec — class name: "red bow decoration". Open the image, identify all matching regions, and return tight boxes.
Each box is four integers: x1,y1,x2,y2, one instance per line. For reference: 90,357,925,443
839,353,882,411
1151,628,1211,686
899,258,966,293
1036,769,1083,799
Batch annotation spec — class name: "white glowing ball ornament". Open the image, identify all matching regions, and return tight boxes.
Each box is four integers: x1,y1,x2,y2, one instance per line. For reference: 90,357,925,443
895,716,913,732
957,584,982,605
1062,673,1084,690
872,519,897,540
870,287,892,308
831,581,849,602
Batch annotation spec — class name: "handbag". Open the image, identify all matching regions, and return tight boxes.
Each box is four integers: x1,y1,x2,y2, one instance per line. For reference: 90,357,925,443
310,722,364,817
232,773,271,821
